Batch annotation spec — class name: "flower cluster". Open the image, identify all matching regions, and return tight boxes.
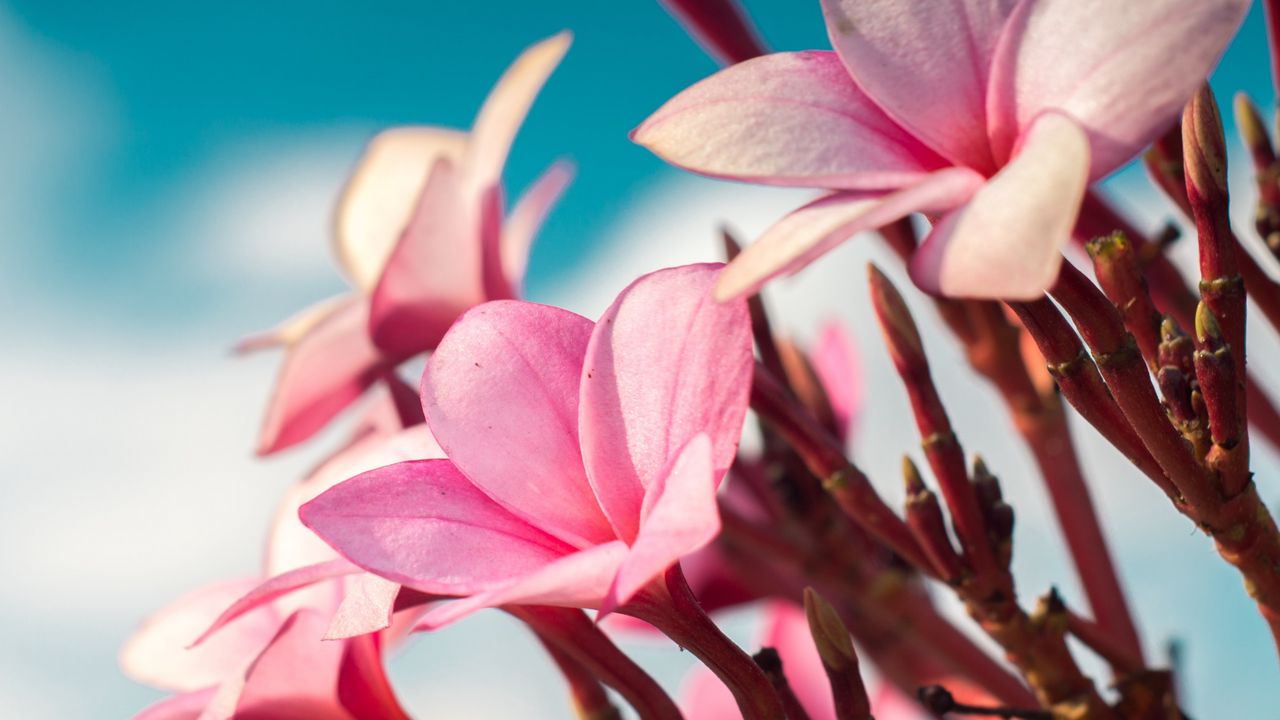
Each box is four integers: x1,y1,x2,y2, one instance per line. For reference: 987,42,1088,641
122,0,1280,718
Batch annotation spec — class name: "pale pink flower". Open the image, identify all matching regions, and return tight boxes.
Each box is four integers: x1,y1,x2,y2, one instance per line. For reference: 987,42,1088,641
243,32,574,455
299,263,753,627
679,602,927,720
634,0,1249,300
121,401,442,719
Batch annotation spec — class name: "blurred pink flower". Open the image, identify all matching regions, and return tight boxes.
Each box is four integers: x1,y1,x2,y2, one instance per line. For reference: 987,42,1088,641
120,396,442,719
300,263,753,627
634,0,1248,300
243,32,574,455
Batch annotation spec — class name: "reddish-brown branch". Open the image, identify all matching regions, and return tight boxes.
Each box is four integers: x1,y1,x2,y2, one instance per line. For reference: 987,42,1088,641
512,607,681,720
1266,0,1280,102
1235,93,1280,258
1008,299,1176,498
750,364,933,572
717,508,1037,708
1065,611,1144,677
533,634,623,720
882,226,1144,666
902,458,965,583
1087,233,1163,371
1076,191,1280,449
1043,265,1280,661
804,588,873,720
658,0,768,65
867,265,999,580
1049,263,1219,509
623,567,786,720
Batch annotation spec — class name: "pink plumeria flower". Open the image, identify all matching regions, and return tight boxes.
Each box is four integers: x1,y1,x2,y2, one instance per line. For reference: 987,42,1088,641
299,263,752,627
605,319,864,636
680,602,927,720
243,32,575,455
121,402,441,719
635,0,1248,300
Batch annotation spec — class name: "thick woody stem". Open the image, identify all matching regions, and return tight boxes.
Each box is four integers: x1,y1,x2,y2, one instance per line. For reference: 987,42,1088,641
967,586,1116,717
511,606,681,720
622,566,786,720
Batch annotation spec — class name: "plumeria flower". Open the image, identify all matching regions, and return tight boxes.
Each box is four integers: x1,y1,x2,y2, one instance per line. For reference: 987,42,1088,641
299,263,752,628
121,395,441,719
243,32,575,455
634,0,1249,300
680,602,927,720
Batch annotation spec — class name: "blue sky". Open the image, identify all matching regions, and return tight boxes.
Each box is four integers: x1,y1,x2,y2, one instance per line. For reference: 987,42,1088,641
10,1,1277,323
4,1,1280,718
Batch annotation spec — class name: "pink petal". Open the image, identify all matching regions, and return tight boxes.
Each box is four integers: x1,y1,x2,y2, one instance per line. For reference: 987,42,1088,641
679,666,739,719
423,301,615,546
415,541,629,630
986,0,1249,175
659,0,768,66
121,579,281,693
134,688,218,720
501,159,575,297
234,296,349,354
764,603,835,720
910,113,1090,300
335,127,469,291
821,0,1018,173
323,575,403,640
715,167,984,301
335,633,411,720
868,682,929,720
368,157,484,358
464,32,571,193
601,435,719,615
267,426,445,578
257,297,390,455
299,459,576,595
633,51,947,190
812,322,863,441
192,560,360,647
233,610,352,720
580,264,752,541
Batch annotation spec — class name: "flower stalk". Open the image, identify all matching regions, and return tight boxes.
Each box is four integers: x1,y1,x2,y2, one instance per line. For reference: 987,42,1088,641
621,565,787,720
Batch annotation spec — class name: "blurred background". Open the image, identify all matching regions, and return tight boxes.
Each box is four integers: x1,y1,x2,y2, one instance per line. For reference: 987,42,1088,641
3,0,1280,717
